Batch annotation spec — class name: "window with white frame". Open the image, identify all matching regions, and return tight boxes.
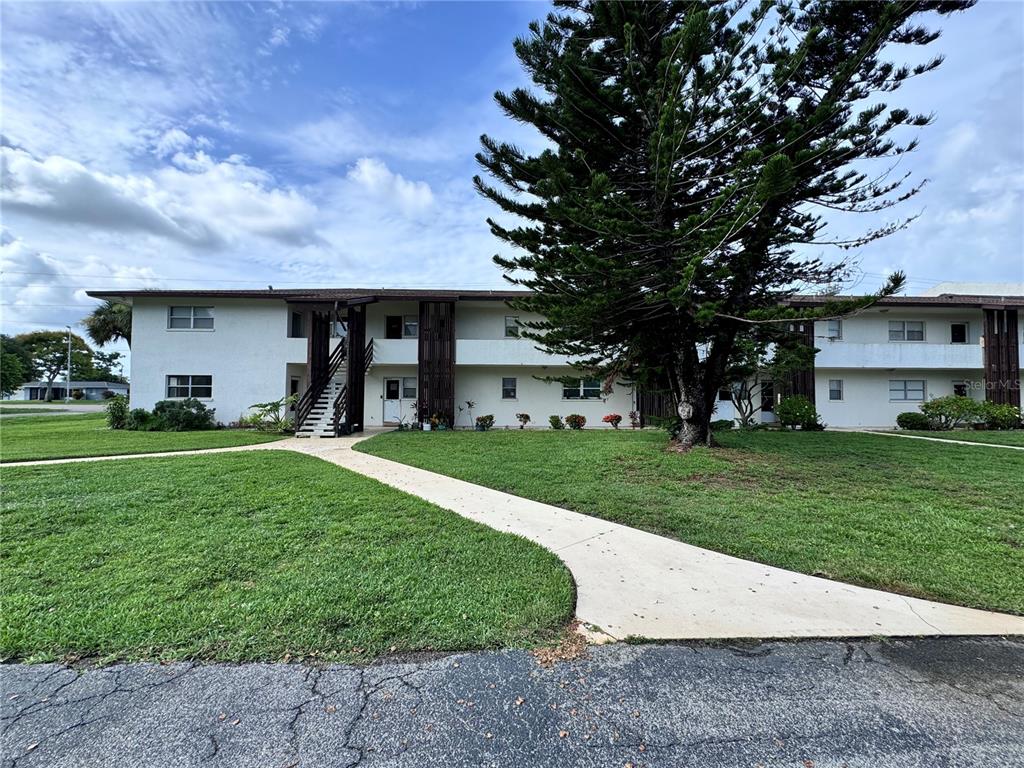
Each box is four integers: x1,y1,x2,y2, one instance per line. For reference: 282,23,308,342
889,379,925,401
403,315,419,338
502,377,517,399
401,377,417,399
563,378,601,399
504,316,520,338
888,320,924,341
828,379,843,401
826,318,842,339
166,375,212,398
168,306,214,330
950,322,968,344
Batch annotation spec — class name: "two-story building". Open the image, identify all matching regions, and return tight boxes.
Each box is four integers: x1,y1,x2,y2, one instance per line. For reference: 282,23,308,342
85,286,1021,433
86,288,637,434
790,292,1022,427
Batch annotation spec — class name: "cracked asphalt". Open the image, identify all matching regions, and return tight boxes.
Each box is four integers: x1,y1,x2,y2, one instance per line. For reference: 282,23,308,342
2,638,1021,767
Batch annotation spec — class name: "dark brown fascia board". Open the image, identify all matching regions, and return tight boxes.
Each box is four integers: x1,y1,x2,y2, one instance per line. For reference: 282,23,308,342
85,288,531,304
788,295,1024,309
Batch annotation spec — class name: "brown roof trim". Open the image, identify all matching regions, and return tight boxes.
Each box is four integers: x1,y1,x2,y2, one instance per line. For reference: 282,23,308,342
788,293,1024,309
85,287,533,303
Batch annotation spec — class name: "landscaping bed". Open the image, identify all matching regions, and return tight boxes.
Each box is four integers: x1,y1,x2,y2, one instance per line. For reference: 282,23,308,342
0,413,282,462
358,429,1024,615
0,451,574,662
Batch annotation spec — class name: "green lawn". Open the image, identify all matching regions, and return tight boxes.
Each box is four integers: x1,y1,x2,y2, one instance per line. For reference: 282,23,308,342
0,413,283,462
0,406,69,414
895,430,1024,447
358,430,1024,615
0,451,573,662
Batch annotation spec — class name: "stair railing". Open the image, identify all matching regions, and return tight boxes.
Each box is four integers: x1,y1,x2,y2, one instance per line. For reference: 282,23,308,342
296,341,347,431
332,338,374,436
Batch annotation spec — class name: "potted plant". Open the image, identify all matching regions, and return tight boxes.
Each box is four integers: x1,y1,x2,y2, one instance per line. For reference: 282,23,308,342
475,414,495,431
515,413,531,429
628,410,641,429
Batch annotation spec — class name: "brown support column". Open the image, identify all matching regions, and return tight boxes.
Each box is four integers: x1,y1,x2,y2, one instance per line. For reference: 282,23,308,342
984,308,1021,407
308,310,330,384
418,301,455,426
345,305,366,432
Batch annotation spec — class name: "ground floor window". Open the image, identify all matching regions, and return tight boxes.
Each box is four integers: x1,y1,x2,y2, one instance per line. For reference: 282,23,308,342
889,379,925,402
828,379,843,401
562,378,601,399
166,375,212,399
502,377,517,399
402,377,417,399
953,381,969,397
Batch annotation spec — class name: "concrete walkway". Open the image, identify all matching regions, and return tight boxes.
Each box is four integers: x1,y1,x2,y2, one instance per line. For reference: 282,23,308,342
862,430,1024,450
10,435,1024,640
286,437,1024,641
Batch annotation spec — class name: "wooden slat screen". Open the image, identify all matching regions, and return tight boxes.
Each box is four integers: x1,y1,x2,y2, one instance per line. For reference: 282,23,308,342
418,301,455,426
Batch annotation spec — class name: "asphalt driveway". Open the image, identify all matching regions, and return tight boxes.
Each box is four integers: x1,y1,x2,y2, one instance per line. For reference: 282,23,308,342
2,637,1022,767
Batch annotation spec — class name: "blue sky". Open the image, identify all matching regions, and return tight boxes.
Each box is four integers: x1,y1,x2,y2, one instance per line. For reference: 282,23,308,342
1,1,1022,358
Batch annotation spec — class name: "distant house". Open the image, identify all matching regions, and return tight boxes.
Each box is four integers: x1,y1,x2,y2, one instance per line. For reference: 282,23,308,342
15,381,130,401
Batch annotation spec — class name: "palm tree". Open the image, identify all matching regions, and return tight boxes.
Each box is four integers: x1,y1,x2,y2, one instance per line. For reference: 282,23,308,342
83,300,132,348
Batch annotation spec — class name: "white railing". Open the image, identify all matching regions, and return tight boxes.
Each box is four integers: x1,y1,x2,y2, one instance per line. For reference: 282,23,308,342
815,342,983,369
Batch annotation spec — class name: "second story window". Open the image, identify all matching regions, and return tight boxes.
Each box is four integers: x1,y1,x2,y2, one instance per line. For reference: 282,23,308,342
168,306,214,330
504,316,521,337
289,311,305,338
950,322,968,344
403,315,419,338
826,319,842,340
888,320,924,342
563,378,602,400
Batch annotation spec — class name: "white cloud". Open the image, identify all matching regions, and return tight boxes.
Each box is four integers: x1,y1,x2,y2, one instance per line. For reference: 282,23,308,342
935,122,979,168
1,146,323,248
346,158,434,213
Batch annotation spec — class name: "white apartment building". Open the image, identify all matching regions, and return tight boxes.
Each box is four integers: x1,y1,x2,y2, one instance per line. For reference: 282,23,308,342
87,288,636,435
792,292,1022,428
86,287,1021,433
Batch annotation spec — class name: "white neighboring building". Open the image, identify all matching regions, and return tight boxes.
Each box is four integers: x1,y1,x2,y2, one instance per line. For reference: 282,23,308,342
791,292,1022,428
86,288,638,434
14,381,129,401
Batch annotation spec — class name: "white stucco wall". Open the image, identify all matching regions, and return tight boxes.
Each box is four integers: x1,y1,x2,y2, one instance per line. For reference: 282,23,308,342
130,297,307,424
454,366,635,429
815,368,985,428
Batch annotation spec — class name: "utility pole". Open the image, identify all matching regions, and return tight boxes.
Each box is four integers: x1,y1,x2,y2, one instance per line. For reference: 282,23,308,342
65,325,72,403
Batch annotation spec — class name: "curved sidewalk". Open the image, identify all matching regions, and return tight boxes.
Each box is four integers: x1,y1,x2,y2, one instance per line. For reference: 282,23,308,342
12,437,1024,640
286,437,1024,641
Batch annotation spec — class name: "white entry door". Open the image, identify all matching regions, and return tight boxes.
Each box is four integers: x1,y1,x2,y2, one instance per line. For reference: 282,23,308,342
383,378,401,423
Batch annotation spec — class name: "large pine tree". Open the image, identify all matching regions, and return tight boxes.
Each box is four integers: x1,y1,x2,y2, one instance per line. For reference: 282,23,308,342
477,0,972,448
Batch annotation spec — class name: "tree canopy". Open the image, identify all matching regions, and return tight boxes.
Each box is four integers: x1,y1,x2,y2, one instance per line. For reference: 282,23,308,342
477,0,972,447
83,300,132,348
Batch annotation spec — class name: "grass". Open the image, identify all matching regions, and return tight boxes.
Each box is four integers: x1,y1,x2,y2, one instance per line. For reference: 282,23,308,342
0,451,574,662
0,413,283,462
895,430,1024,447
358,429,1024,616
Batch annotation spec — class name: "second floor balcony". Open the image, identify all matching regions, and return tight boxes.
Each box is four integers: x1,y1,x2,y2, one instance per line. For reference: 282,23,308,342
815,341,983,370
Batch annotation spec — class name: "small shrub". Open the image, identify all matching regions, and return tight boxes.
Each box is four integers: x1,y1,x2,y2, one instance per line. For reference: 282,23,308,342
244,394,297,433
896,411,932,431
602,413,622,429
105,394,129,430
978,401,1022,430
775,395,823,431
565,413,586,430
919,395,984,430
71,389,84,400
152,398,217,431
628,410,641,429
548,415,565,430
710,419,734,432
126,408,157,431
515,413,530,429
101,389,117,400
475,414,495,431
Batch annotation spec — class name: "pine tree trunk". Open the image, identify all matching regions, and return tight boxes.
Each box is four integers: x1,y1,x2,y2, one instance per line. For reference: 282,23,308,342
672,377,712,450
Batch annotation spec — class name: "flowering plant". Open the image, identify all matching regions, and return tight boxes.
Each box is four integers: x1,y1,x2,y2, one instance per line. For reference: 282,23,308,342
565,413,586,430
602,413,623,429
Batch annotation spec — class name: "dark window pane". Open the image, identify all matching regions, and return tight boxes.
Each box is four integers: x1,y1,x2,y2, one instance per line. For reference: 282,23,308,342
191,387,212,398
192,317,214,329
951,324,967,343
192,376,212,386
